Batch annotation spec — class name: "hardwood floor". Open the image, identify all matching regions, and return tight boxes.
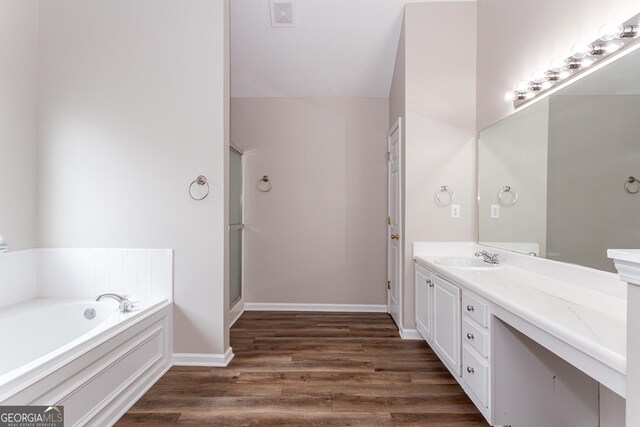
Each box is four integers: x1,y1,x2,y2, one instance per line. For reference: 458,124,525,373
117,311,488,426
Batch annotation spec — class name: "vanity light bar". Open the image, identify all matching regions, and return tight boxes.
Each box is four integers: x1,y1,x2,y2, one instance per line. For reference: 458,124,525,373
506,12,640,108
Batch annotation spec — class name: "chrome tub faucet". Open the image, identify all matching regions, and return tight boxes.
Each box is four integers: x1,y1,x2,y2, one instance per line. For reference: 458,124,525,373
95,293,133,313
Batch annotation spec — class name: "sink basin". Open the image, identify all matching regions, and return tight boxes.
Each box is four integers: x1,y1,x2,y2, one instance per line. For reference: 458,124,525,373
434,257,503,270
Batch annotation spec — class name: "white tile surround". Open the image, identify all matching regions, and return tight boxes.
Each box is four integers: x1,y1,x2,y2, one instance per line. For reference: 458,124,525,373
0,248,173,309
0,250,38,308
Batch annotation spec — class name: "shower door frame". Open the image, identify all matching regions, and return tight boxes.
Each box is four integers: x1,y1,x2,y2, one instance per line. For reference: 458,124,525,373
229,143,244,309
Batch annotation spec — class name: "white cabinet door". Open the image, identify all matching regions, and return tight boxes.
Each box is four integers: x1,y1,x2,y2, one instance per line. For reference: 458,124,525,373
433,275,461,376
415,265,433,341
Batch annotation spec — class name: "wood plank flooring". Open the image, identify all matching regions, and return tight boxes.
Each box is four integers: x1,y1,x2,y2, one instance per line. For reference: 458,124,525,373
117,311,488,426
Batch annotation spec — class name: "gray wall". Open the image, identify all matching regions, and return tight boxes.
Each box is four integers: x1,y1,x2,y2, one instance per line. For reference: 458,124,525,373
231,97,389,306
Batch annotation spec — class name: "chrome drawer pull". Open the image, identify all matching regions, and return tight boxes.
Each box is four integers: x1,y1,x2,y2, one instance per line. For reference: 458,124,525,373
466,305,475,312
466,333,474,340
466,366,475,374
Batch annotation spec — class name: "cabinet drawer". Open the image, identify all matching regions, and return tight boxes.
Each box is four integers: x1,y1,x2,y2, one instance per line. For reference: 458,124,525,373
463,344,489,407
462,291,488,328
462,316,489,358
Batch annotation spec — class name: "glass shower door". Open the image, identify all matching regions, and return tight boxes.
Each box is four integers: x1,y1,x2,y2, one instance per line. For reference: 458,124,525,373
229,145,243,308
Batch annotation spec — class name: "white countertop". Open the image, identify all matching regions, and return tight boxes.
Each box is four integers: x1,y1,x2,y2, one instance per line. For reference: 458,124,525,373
608,249,640,264
414,245,627,380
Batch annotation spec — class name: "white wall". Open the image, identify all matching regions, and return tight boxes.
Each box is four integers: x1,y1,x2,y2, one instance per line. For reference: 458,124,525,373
231,97,389,306
390,2,477,328
0,0,38,251
389,17,405,130
36,0,229,357
477,0,640,131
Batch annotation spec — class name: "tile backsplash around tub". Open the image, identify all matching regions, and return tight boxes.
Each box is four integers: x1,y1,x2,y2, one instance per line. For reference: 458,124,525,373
38,249,173,300
0,249,38,309
0,248,173,309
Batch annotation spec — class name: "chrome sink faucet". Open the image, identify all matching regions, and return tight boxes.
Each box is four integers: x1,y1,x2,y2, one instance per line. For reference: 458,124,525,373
475,250,500,265
95,293,133,313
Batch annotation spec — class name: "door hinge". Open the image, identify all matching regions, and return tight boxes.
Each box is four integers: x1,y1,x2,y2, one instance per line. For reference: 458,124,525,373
387,216,391,225
387,280,391,290
387,152,391,161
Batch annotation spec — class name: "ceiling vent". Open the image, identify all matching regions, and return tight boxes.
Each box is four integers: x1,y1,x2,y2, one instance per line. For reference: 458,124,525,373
270,0,296,27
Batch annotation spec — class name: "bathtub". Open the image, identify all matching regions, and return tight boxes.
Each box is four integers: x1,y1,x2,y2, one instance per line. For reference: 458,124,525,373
0,298,172,426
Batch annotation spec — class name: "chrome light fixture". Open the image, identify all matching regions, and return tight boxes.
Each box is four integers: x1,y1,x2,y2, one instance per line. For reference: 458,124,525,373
505,12,640,107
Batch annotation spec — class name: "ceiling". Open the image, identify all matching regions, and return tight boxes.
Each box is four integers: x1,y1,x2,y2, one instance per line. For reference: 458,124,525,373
230,0,422,98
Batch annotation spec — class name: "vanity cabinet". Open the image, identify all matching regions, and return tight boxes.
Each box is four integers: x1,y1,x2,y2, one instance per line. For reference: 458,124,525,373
432,275,461,376
414,254,626,427
414,261,492,423
415,265,433,341
461,289,491,415
414,264,461,377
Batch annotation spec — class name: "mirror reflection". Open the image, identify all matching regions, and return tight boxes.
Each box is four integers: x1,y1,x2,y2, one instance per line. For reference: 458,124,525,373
479,49,640,272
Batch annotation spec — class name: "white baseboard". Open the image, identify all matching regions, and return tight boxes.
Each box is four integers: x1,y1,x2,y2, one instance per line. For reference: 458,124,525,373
229,298,245,327
244,302,388,313
399,327,423,340
173,347,235,367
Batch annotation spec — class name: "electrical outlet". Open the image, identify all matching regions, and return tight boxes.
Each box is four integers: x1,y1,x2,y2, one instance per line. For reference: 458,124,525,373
491,204,500,219
451,204,460,219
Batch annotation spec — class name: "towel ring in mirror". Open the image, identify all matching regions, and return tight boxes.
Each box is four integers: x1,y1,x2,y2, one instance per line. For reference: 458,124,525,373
258,175,272,192
435,185,454,206
626,176,639,194
189,175,209,201
498,186,518,206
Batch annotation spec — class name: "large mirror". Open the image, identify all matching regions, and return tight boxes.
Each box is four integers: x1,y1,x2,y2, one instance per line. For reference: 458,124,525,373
478,48,640,272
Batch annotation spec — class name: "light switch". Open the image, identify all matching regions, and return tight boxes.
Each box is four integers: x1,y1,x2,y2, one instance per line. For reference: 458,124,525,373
451,204,460,219
491,204,500,219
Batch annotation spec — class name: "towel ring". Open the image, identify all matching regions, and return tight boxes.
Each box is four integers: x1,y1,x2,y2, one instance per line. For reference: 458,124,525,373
257,175,272,192
626,176,640,194
497,186,518,206
435,186,454,206
189,175,209,200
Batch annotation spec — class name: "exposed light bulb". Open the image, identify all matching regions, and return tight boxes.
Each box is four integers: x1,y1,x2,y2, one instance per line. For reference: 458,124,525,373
559,70,571,79
549,56,567,72
531,69,547,83
541,81,554,90
599,22,623,41
545,70,559,81
620,25,639,38
571,41,592,59
581,58,595,67
504,91,515,102
515,80,530,93
605,40,624,53
565,58,582,69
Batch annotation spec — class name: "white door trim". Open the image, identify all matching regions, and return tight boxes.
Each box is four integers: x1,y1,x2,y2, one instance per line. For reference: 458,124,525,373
387,117,403,331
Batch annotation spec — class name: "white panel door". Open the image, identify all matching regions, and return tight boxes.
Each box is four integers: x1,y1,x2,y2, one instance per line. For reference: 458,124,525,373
433,275,461,376
387,118,403,328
